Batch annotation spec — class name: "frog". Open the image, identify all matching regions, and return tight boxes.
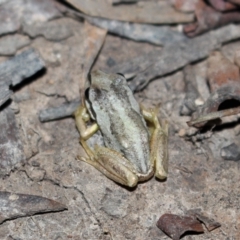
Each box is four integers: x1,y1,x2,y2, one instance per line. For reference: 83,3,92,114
74,70,168,187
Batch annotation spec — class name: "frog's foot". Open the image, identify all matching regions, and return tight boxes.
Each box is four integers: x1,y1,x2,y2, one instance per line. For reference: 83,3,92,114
78,144,138,187
141,105,169,180
150,119,168,179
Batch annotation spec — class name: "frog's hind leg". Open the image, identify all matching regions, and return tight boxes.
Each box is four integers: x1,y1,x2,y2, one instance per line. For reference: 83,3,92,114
78,140,138,187
75,105,138,187
141,105,169,180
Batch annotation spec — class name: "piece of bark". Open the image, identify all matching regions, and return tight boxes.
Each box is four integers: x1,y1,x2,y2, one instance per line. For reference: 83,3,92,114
157,213,204,240
112,0,141,4
79,21,107,103
208,0,237,11
39,22,107,122
65,0,194,24
172,0,198,12
218,12,240,29
207,51,240,92
0,48,45,85
112,24,240,92
187,209,221,232
0,191,67,224
81,21,107,80
196,213,221,231
229,0,240,4
39,101,80,122
188,83,240,127
23,18,73,41
184,0,221,37
86,16,187,46
110,49,161,80
0,83,12,107
188,51,240,127
0,48,45,107
130,33,216,91
234,49,240,67
184,0,240,37
221,143,240,161
187,106,240,127
0,107,25,176
180,65,202,115
0,34,31,56
0,0,21,35
0,0,64,36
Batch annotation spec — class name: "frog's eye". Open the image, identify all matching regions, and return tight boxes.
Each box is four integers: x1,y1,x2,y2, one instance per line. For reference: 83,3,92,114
117,73,125,78
114,77,123,86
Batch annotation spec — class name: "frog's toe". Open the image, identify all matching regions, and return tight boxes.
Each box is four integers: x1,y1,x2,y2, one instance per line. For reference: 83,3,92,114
125,173,138,187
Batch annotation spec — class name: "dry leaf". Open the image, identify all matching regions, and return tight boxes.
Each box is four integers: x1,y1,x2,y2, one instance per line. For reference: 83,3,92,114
157,213,204,240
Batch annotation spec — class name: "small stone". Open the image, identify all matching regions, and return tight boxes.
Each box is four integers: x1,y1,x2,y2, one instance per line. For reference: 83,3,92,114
221,143,240,161
101,188,128,218
106,57,116,67
9,101,20,114
178,128,186,137
0,35,30,56
25,165,46,181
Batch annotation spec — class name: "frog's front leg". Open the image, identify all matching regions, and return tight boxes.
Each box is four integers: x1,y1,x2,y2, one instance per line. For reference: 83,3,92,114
141,106,169,180
74,105,99,140
74,106,138,187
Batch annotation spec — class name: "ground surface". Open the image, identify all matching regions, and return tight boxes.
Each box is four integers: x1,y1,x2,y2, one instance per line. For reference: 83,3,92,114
0,3,240,240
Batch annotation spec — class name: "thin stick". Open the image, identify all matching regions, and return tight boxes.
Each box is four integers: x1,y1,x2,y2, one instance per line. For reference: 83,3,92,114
187,106,240,127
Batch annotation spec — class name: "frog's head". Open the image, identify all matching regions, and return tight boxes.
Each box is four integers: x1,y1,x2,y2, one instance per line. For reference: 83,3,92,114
85,70,127,106
89,70,126,91
90,70,110,91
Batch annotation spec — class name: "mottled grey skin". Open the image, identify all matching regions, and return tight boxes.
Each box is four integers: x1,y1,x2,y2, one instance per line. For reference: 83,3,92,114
85,70,151,174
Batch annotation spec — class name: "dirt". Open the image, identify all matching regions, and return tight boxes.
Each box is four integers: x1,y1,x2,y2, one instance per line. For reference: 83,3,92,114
0,7,240,240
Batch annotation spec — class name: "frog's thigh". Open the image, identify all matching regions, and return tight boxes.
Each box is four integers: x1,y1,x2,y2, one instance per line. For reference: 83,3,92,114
80,144,138,187
141,106,169,179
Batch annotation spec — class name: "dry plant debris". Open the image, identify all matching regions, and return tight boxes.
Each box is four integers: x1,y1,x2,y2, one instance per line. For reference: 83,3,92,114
85,16,188,46
180,65,202,116
22,19,74,41
182,0,240,37
0,48,45,107
157,211,221,239
188,51,240,128
0,107,25,176
0,191,67,224
172,0,199,12
0,0,240,239
207,51,240,92
39,100,80,122
194,212,221,231
0,0,64,36
157,213,204,240
65,0,194,23
112,24,240,91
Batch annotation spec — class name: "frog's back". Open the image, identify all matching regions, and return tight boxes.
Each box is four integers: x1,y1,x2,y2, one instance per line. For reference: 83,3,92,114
89,74,151,174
